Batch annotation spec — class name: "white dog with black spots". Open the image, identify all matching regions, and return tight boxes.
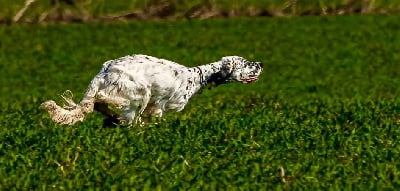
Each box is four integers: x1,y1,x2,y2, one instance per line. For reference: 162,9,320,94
42,54,263,126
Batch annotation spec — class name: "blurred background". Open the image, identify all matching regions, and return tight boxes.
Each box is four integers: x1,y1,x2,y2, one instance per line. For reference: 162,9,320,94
2,0,399,24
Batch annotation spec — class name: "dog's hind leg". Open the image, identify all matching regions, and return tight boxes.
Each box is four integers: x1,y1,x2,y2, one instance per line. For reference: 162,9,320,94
136,90,151,124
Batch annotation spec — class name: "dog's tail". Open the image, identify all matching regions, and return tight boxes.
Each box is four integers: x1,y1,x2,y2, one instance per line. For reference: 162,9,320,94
41,76,101,125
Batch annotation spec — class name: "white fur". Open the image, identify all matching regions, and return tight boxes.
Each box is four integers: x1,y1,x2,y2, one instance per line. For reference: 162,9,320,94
42,54,263,126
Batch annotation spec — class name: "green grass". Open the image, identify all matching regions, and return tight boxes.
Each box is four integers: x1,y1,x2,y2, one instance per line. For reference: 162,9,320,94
2,15,400,189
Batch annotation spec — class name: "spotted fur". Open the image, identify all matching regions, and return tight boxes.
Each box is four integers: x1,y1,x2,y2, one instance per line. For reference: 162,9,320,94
42,54,263,126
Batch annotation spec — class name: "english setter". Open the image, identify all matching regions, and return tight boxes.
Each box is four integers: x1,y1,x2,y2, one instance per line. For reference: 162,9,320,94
42,54,263,126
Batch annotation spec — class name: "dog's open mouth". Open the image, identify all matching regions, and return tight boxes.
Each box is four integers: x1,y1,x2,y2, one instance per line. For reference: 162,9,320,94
242,76,259,84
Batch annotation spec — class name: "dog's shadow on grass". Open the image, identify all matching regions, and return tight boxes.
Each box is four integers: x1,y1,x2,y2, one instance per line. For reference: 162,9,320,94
100,116,164,129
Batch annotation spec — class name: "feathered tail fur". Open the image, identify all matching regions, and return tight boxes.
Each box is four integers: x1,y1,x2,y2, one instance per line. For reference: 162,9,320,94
41,76,100,125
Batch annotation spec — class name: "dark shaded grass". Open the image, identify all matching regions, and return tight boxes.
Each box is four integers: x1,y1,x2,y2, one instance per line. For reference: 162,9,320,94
1,15,400,189
2,0,400,23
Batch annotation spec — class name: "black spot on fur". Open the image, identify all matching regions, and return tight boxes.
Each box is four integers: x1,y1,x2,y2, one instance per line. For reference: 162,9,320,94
207,71,230,86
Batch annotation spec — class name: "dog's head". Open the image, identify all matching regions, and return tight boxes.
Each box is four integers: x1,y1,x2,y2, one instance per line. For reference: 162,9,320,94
219,56,263,84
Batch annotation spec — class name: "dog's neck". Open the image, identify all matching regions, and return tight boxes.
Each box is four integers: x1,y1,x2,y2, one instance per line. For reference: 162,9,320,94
191,61,231,88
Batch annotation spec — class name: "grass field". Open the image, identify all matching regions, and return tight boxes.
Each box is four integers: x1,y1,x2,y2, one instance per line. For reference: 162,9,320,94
1,15,400,189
